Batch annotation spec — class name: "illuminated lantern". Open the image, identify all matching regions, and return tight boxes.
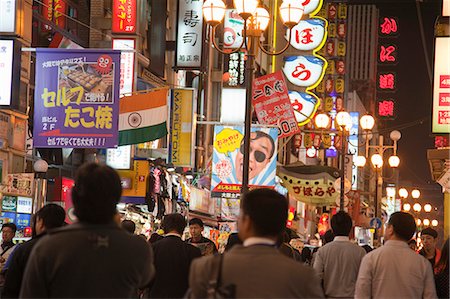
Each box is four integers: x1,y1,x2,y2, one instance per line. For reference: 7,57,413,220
302,0,322,15
286,206,296,227
289,91,320,126
288,19,327,51
282,56,327,88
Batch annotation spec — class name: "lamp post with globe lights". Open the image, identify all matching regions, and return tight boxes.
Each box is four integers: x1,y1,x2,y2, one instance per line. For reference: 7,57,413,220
33,159,49,214
202,0,304,193
354,130,402,219
314,112,375,209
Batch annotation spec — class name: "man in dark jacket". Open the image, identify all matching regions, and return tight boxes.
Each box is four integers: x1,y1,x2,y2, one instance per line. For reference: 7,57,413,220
149,213,201,298
2,204,66,299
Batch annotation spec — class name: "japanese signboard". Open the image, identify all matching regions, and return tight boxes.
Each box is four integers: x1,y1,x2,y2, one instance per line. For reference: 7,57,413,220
288,19,327,51
189,187,214,215
112,38,135,96
433,37,450,133
33,49,120,148
176,0,203,69
106,145,132,170
0,173,34,197
16,196,33,214
223,9,244,49
0,40,13,106
0,0,16,33
42,0,66,31
112,0,137,34
252,71,299,138
224,52,245,87
117,160,149,198
169,89,196,167
211,126,278,198
283,56,327,88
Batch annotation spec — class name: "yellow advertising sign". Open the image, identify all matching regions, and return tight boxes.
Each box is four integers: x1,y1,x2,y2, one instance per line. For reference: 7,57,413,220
170,89,195,167
118,160,149,198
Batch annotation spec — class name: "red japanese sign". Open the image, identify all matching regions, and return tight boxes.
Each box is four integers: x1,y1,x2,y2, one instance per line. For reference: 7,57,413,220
378,73,396,90
440,75,450,88
41,0,66,31
380,17,398,35
252,71,299,138
438,111,450,124
112,0,137,34
439,93,450,106
379,45,397,63
377,99,395,118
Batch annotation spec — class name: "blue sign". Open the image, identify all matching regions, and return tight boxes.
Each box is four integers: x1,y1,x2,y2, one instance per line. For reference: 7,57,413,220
370,217,382,229
16,213,31,229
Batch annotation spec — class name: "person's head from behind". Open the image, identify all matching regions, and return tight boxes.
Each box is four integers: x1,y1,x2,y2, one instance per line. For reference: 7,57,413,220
1,223,17,243
121,220,136,234
225,232,242,251
420,227,438,252
188,218,204,240
384,212,416,242
35,204,66,235
72,163,122,224
408,239,417,251
238,188,288,241
162,213,186,235
330,211,353,237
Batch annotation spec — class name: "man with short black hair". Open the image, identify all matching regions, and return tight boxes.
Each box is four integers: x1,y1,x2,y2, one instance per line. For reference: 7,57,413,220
148,213,201,298
189,189,324,298
20,163,154,298
187,218,217,256
313,211,366,298
121,219,136,234
0,223,17,272
355,212,437,298
2,204,66,299
419,227,441,267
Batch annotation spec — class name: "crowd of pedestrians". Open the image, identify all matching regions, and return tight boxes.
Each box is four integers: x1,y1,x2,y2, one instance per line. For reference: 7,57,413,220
0,162,447,298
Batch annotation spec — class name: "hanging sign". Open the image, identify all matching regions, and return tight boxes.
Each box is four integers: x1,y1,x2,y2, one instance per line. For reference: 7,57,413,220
223,9,244,49
432,37,450,133
33,49,120,148
288,19,327,51
0,40,14,106
211,126,278,198
0,173,34,197
0,0,16,33
252,71,299,138
303,0,323,15
282,56,327,88
112,0,137,33
112,38,135,96
176,0,203,69
289,91,320,127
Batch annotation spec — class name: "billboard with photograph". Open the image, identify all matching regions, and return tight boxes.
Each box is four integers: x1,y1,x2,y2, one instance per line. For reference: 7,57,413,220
211,125,278,198
33,49,120,148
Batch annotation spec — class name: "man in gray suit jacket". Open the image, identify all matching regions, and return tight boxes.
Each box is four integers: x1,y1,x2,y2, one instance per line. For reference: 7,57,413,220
189,188,324,298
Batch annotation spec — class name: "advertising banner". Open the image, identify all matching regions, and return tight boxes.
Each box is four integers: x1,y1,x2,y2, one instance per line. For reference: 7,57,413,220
0,0,16,33
176,0,203,69
118,160,149,198
33,49,120,148
189,187,214,215
0,173,34,197
112,0,137,34
252,71,299,138
211,125,278,198
112,38,135,96
169,89,195,167
432,37,450,133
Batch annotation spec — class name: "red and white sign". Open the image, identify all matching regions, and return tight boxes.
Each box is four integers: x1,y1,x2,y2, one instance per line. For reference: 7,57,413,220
287,19,327,51
41,0,66,31
252,71,299,138
282,56,326,88
112,0,137,34
112,38,135,96
433,37,450,133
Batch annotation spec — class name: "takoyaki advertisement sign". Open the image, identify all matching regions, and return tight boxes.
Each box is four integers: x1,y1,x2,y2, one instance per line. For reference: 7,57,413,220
211,126,278,198
33,49,120,148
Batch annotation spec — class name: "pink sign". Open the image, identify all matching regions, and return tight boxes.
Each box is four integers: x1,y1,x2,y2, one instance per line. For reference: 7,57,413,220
252,71,299,138
439,93,450,106
440,75,450,88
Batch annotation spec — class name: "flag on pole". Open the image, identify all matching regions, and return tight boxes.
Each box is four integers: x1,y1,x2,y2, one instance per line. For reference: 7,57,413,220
119,88,168,146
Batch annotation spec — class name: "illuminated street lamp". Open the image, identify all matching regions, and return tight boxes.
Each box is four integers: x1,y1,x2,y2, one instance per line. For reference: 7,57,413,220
432,219,438,227
314,113,331,129
403,203,411,212
202,0,304,193
413,203,422,213
424,203,432,213
354,156,367,167
423,219,430,226
399,188,409,199
360,114,375,131
417,219,422,226
411,189,421,199
371,154,384,169
388,155,400,168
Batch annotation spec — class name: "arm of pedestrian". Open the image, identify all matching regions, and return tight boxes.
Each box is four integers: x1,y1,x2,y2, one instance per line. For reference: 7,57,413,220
422,261,438,299
19,243,50,298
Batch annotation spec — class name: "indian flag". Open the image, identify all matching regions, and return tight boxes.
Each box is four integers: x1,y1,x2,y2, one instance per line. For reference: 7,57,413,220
118,88,168,146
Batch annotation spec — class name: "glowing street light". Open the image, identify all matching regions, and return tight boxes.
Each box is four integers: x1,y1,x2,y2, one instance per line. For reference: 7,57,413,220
413,203,422,212
424,203,432,213
411,189,421,199
423,219,430,226
403,203,411,212
399,188,409,199
432,219,438,227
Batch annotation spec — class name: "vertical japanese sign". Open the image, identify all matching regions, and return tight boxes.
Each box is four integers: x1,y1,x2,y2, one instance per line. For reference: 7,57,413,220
42,0,66,31
211,125,278,198
112,0,137,34
0,0,16,33
252,71,299,138
112,39,135,96
432,37,450,133
0,40,13,106
169,89,195,167
176,0,203,69
33,49,120,148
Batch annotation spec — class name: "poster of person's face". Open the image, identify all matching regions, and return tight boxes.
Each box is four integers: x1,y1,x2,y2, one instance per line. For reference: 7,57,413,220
211,126,278,197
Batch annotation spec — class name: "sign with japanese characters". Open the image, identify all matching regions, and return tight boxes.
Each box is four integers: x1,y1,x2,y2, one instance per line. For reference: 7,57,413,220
33,49,120,148
287,19,327,51
224,52,245,87
282,56,327,88
42,0,67,31
252,71,299,138
112,0,137,34
433,37,450,133
303,0,323,15
112,38,135,96
0,40,13,106
176,0,203,69
223,9,244,49
289,91,320,127
211,126,278,198
0,0,16,33
0,173,34,197
379,17,398,36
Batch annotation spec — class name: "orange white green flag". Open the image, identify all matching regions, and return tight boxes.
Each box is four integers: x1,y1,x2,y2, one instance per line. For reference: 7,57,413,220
118,88,169,146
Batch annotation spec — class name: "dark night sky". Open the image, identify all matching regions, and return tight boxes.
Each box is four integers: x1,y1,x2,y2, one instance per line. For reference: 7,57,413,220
349,1,444,220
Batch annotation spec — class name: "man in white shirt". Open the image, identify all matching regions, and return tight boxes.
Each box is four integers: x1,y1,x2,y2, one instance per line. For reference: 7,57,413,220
355,212,437,299
313,211,366,298
189,189,324,298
